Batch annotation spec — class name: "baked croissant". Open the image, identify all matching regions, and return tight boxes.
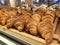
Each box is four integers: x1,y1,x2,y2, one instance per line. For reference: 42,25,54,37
38,21,54,44
14,15,25,31
26,14,41,35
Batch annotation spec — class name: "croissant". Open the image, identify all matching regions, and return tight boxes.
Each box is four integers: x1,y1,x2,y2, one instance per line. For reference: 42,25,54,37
38,21,54,44
26,14,41,35
14,15,25,31
0,10,9,25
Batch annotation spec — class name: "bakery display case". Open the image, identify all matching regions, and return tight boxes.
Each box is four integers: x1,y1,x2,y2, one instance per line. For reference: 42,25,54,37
0,0,60,45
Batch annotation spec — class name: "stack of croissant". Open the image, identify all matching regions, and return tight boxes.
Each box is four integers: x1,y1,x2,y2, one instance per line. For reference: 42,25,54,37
0,6,59,44
0,7,32,32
